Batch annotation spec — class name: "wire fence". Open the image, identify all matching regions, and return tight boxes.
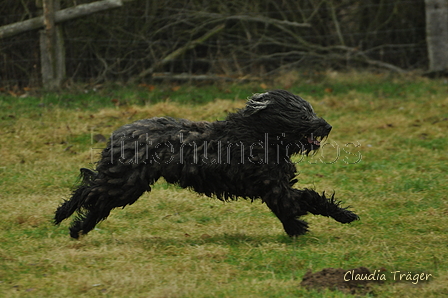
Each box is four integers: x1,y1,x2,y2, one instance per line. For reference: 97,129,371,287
0,0,429,88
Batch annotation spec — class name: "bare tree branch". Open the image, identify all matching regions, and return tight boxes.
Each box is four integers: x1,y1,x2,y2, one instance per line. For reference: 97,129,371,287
128,23,225,83
193,11,311,28
327,0,345,46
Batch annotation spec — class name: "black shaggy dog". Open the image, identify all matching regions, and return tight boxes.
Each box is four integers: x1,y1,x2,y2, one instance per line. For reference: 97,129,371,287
55,90,359,239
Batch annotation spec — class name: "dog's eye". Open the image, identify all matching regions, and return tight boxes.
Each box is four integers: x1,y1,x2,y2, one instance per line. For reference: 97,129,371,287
301,116,308,120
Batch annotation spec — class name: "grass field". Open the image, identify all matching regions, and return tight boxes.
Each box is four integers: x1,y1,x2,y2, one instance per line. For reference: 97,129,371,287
0,72,447,297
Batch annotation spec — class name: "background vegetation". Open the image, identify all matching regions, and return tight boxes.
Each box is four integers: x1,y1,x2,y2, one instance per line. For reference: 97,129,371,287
0,72,447,297
1,0,426,87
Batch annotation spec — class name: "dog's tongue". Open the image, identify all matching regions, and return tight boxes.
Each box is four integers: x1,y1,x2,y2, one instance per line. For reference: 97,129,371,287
307,137,320,146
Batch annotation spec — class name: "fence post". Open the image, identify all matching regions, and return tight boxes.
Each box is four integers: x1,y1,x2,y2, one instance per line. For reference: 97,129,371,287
38,0,65,90
425,0,448,73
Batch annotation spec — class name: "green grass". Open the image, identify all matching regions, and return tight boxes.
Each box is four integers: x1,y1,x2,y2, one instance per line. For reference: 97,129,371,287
0,72,447,297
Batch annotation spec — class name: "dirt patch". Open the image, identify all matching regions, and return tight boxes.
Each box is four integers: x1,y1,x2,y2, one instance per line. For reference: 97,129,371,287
301,267,383,295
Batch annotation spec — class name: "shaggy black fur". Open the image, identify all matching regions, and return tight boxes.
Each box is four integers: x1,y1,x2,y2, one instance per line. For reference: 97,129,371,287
54,90,359,239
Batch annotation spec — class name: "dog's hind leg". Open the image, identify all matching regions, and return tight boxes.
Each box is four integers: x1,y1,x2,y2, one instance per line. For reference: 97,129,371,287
56,164,155,239
54,168,98,224
292,189,359,224
68,185,148,239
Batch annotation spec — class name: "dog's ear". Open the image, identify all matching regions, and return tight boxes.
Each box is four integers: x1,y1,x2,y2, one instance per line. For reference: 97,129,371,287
243,92,271,116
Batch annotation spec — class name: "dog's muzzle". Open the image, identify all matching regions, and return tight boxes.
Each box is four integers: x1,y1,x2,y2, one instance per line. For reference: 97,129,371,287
307,123,332,147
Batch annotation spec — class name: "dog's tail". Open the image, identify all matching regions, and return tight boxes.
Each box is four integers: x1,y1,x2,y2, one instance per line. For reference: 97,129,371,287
54,168,98,225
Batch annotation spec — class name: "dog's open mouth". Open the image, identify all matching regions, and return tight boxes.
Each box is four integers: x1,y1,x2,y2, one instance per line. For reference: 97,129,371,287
307,136,322,146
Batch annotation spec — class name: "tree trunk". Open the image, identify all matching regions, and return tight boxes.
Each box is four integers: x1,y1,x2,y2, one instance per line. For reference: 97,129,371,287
425,0,448,72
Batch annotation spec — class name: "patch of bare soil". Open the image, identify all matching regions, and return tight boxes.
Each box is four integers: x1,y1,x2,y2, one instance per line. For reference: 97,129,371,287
301,267,382,295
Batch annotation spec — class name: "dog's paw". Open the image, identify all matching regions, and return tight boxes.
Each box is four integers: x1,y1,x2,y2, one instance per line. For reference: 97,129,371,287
331,210,360,224
282,218,309,237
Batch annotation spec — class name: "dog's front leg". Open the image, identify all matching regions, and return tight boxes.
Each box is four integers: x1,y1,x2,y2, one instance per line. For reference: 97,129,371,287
262,188,359,237
262,187,310,237
291,189,359,224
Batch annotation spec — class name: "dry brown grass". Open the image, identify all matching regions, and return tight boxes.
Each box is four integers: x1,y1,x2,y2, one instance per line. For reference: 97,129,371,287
1,74,447,297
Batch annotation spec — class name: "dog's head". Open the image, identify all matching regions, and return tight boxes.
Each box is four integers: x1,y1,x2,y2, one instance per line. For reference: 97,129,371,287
241,90,332,154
